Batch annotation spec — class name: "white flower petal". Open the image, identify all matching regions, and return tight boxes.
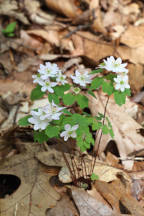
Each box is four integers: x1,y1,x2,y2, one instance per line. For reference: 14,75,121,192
71,124,79,131
64,124,71,131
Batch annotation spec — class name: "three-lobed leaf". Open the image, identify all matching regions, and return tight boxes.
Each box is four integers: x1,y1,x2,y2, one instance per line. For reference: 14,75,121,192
30,85,45,101
18,115,31,126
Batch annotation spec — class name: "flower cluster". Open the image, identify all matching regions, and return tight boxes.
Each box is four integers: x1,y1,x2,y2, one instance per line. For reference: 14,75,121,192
60,124,79,141
28,101,65,130
32,62,67,93
99,56,130,92
71,70,93,87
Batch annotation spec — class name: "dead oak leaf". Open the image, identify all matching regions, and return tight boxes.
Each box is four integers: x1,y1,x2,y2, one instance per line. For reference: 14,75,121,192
0,143,60,216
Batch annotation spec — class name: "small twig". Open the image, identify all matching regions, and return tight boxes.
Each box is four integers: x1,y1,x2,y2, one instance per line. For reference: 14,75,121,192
62,152,75,182
91,96,109,174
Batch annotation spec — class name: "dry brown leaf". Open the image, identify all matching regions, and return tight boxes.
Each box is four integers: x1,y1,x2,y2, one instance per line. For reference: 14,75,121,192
46,194,79,216
71,186,121,216
128,63,144,93
27,29,60,47
0,143,60,216
89,92,144,170
120,25,144,48
0,0,29,24
71,34,84,56
45,0,80,18
95,179,144,216
24,0,55,25
89,0,107,34
20,30,43,53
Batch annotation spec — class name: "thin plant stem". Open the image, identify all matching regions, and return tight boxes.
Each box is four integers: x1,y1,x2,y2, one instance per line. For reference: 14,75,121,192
62,152,75,182
91,96,109,174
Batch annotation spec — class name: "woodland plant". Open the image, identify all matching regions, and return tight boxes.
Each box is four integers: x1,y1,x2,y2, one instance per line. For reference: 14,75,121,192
19,56,131,183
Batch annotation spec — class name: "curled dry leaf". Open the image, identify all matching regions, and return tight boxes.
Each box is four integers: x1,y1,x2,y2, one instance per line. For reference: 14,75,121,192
20,30,43,53
71,186,121,216
24,0,55,25
27,29,60,47
88,92,144,170
89,0,107,34
95,179,144,216
0,0,29,24
45,0,80,18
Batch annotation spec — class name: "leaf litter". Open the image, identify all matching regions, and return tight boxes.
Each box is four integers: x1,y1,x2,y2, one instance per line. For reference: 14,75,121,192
0,0,144,215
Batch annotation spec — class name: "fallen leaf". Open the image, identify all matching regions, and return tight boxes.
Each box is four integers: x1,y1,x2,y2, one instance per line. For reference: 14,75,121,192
0,0,29,24
0,142,60,216
24,0,55,25
71,186,121,216
46,194,78,216
95,179,144,215
45,0,81,18
27,29,60,47
120,25,144,48
88,92,144,170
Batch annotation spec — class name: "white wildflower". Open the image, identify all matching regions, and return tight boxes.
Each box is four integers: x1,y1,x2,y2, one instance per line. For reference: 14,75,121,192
43,101,65,120
40,79,57,93
114,75,130,92
32,74,43,86
60,124,79,141
71,70,93,87
28,110,50,130
99,56,128,73
38,62,59,80
56,72,67,85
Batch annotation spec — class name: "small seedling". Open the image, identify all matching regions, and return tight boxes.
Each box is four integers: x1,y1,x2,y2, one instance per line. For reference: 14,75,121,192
2,21,17,37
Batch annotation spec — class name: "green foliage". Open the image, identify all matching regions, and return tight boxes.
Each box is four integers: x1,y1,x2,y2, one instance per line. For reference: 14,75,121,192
63,93,75,105
76,94,88,109
2,22,17,37
90,77,103,90
90,68,103,74
48,93,59,104
113,88,131,106
34,131,49,143
45,125,59,138
18,115,31,126
88,90,96,99
102,81,114,96
90,173,99,181
30,85,45,101
54,84,70,97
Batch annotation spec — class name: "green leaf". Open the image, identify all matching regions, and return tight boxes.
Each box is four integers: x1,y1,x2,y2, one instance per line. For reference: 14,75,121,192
114,91,126,106
88,90,96,99
102,125,109,134
92,121,102,130
63,93,75,105
90,77,103,90
45,126,59,138
33,131,49,143
109,128,114,138
76,94,88,109
54,84,70,97
125,88,131,96
48,93,59,104
102,81,113,95
90,173,99,181
105,73,116,81
2,22,17,34
7,32,15,37
30,85,45,101
18,115,31,126
90,68,103,74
